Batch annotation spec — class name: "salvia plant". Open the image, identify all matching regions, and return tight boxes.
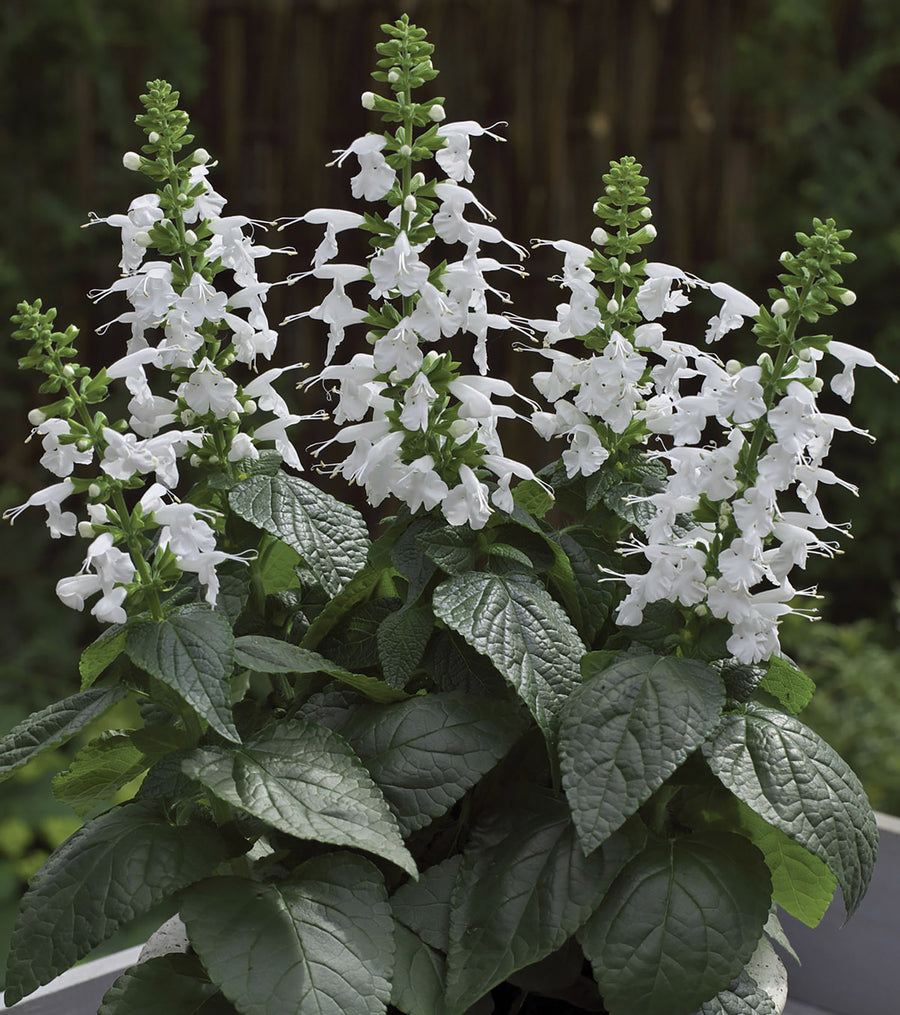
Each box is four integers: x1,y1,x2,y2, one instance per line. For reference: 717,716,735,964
1,15,895,1015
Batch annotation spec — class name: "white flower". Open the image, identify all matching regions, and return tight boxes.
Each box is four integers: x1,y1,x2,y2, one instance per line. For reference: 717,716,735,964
173,273,228,326
392,455,449,512
704,282,759,343
4,479,77,538
284,208,366,267
825,340,899,402
373,321,423,380
442,463,492,529
178,358,241,418
331,134,397,201
36,418,93,477
562,424,609,478
435,120,505,183
399,371,438,431
369,232,431,299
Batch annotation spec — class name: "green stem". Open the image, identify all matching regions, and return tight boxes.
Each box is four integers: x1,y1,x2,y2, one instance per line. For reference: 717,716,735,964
111,486,164,621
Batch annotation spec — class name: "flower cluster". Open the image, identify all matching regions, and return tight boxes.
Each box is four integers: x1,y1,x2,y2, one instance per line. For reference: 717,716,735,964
5,82,309,623
530,159,897,662
282,15,544,529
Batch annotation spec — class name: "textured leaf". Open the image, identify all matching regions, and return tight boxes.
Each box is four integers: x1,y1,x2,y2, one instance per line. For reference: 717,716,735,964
233,634,408,702
433,571,585,737
580,831,772,1015
760,656,815,714
126,605,238,743
181,718,416,876
377,606,434,688
0,684,128,783
257,538,301,595
79,626,127,689
702,703,878,917
391,922,451,1015
696,974,779,1015
560,654,725,854
547,531,612,644
3,800,230,1005
422,629,507,697
340,693,527,836
418,525,479,574
390,515,439,606
300,566,383,650
52,732,149,817
99,954,238,1015
229,472,369,595
446,786,641,1012
392,855,462,952
211,565,251,627
181,853,393,1015
736,803,836,927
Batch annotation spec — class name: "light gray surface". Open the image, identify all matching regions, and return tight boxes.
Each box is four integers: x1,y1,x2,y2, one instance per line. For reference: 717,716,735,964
0,946,142,1014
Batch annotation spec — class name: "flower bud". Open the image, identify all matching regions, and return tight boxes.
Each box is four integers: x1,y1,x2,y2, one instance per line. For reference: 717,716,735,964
725,359,742,375
148,131,160,144
183,229,198,246
640,206,652,219
181,409,196,425
78,521,95,538
365,331,378,346
122,151,142,171
429,104,446,122
798,347,813,362
779,251,791,263
227,410,242,424
619,261,631,275
361,91,377,110
810,376,824,392
410,172,425,190
399,144,412,158
135,231,153,248
193,148,211,165
388,69,400,84
590,227,608,246
62,364,76,378
27,408,46,426
771,297,790,317
76,438,92,452
403,194,417,213
243,399,257,415
606,298,620,314
592,200,603,215
757,352,773,371
839,289,857,306
190,454,202,467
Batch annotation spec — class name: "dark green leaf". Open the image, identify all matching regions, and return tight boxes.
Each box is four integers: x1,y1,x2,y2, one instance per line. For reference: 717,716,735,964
320,597,400,670
99,953,238,1015
3,801,231,1005
548,531,613,644
0,684,129,783
418,525,478,574
377,606,434,688
340,693,527,836
257,538,301,595
433,572,585,737
391,922,451,1015
181,854,393,1015
300,566,385,650
560,654,725,853
702,704,877,917
126,606,238,743
211,566,251,627
229,472,369,596
580,831,772,1015
181,718,416,876
445,787,641,1012
392,854,462,952
421,629,507,697
390,515,439,606
233,634,408,702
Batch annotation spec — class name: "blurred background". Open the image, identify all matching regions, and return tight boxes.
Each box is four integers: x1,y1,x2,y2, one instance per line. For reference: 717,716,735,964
2,0,900,977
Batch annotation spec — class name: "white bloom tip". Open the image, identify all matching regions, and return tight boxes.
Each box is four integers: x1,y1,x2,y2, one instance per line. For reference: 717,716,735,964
839,289,857,306
429,104,446,122
399,144,412,158
77,521,95,538
193,148,211,165
122,151,142,171
606,298,620,314
135,231,153,248
403,194,417,212
640,207,653,219
148,131,160,144
591,227,609,245
361,91,377,110
771,297,790,316
184,229,198,246
27,408,46,426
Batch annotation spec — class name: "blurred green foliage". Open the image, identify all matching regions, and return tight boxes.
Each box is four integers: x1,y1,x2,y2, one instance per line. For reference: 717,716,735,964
781,610,900,816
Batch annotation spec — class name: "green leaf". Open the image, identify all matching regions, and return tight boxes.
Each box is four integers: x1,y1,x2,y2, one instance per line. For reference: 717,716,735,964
702,703,877,917
559,654,725,853
339,693,528,836
391,922,451,1015
211,565,250,627
52,731,149,818
512,478,555,518
181,854,394,1015
257,538,301,595
736,803,837,927
229,472,369,596
181,718,416,876
432,572,585,737
696,972,780,1014
234,634,408,703
390,515,439,606
580,831,772,1015
99,954,238,1015
392,854,462,952
547,532,612,644
445,787,641,1012
300,565,383,650
417,525,478,574
377,605,434,688
3,800,231,1005
79,626,127,690
126,605,238,743
0,684,129,783
760,656,815,714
